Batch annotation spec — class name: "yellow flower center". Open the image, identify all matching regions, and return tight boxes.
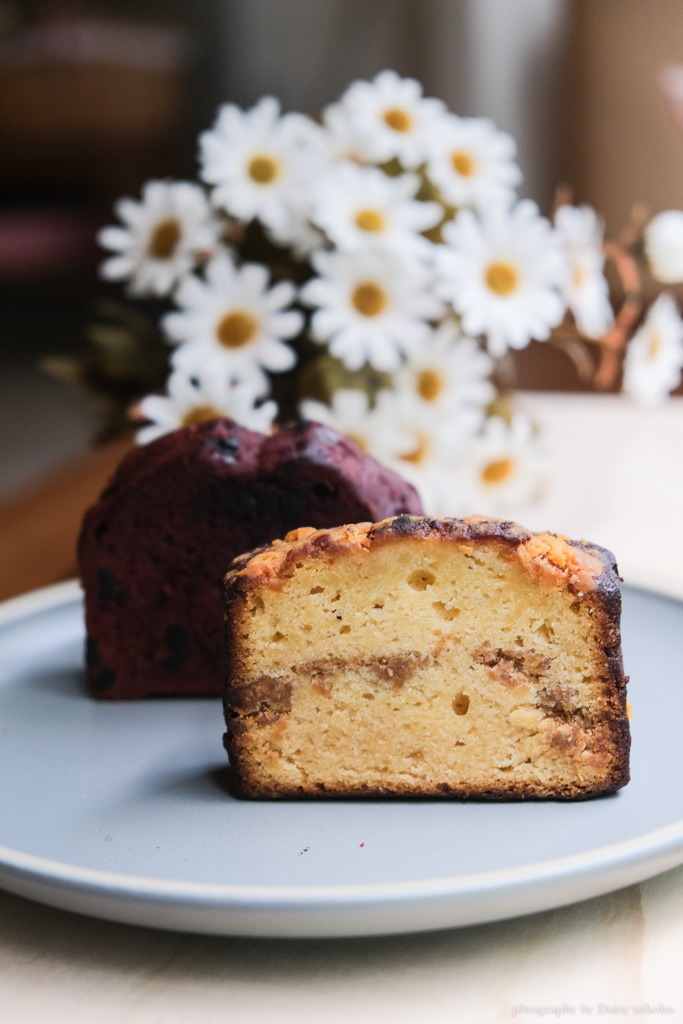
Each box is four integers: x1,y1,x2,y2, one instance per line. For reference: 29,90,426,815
148,217,182,260
351,281,388,317
417,369,443,402
181,404,223,427
481,458,515,485
401,434,429,465
247,155,279,185
451,150,475,177
648,334,662,360
216,310,258,349
485,262,519,297
572,263,585,288
355,208,385,233
383,107,412,133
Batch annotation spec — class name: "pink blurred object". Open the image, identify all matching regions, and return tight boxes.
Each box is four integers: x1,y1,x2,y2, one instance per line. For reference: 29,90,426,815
659,65,683,140
0,210,93,276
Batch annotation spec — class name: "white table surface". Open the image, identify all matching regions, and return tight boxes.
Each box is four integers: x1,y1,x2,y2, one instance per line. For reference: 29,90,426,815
3,393,683,1024
520,394,683,593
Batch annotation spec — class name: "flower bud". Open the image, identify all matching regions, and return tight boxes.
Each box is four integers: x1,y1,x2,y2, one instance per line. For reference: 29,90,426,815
644,210,683,283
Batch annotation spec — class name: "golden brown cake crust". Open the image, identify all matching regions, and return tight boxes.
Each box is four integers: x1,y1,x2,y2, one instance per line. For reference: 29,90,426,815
223,515,630,800
226,515,614,599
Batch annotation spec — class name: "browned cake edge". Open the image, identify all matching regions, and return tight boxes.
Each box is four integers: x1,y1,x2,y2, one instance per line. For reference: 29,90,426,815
222,515,630,800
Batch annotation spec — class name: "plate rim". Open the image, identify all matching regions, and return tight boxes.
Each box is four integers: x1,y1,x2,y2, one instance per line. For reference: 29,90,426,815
1,812,683,907
1,574,682,935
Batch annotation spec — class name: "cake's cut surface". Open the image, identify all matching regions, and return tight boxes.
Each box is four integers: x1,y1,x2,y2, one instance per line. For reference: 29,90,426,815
78,419,422,699
223,515,630,799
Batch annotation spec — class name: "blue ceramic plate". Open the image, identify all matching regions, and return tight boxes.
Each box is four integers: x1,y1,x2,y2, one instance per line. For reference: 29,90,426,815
0,578,681,938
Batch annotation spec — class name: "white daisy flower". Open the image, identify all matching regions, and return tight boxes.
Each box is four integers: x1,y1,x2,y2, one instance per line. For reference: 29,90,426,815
97,181,219,298
265,211,326,260
643,210,683,284
302,386,465,515
199,97,323,236
300,248,444,372
338,69,447,169
426,114,521,212
299,388,411,466
622,293,683,406
136,371,277,445
554,204,613,338
163,252,303,391
393,321,495,419
455,413,546,515
311,162,441,258
438,200,568,357
320,99,374,165
378,389,470,516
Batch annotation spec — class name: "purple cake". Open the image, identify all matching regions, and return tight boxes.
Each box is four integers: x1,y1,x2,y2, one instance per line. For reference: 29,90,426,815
78,418,423,699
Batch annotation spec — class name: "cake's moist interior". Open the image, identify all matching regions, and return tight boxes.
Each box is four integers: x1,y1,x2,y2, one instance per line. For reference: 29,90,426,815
230,538,621,796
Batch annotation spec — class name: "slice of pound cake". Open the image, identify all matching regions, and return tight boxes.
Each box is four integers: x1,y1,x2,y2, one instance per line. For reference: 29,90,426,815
223,515,630,799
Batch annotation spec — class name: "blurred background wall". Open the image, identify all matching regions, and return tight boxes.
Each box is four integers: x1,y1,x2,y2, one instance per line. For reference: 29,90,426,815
2,0,683,498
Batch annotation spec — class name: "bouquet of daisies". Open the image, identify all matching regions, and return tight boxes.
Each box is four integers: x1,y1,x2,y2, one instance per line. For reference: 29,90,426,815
92,69,683,516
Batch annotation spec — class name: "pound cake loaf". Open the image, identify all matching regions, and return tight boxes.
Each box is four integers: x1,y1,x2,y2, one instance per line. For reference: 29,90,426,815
223,515,630,798
79,419,422,699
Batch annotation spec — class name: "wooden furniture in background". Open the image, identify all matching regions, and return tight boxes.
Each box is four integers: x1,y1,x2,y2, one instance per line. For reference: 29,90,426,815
572,0,683,232
0,439,130,602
